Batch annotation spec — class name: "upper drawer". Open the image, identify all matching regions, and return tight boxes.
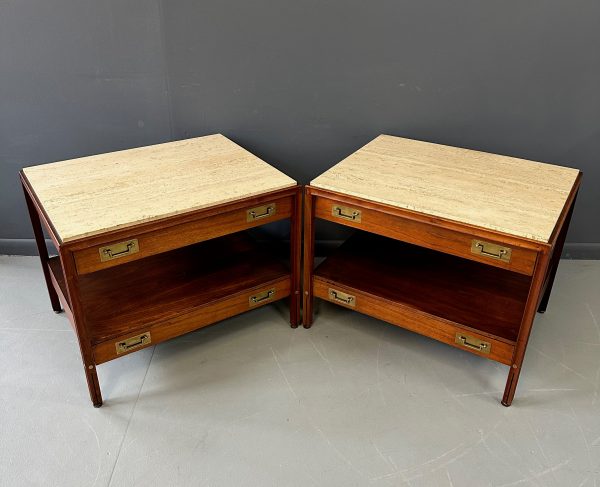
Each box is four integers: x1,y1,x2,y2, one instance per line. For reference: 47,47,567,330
313,195,539,275
74,196,293,275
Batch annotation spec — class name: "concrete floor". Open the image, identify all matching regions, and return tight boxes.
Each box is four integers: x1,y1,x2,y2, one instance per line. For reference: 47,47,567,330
0,256,599,487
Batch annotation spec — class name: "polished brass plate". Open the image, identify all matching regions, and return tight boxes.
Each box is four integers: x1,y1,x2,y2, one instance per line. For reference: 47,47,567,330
116,332,151,355
99,239,139,262
455,333,491,354
328,288,356,307
246,203,276,222
471,239,511,263
331,205,361,223
249,288,275,307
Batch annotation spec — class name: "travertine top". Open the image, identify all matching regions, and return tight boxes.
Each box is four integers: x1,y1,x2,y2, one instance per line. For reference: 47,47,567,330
24,134,296,242
311,135,579,242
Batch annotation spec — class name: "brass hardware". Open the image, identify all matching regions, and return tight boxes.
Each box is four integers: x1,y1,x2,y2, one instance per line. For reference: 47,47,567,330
471,240,511,263
455,333,491,354
99,239,139,262
332,205,361,222
116,332,151,354
249,288,275,306
247,203,276,222
328,288,356,307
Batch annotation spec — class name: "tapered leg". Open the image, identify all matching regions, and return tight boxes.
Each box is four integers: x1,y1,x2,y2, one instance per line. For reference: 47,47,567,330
289,188,302,327
302,189,315,328
504,189,579,405
538,202,575,313
84,364,103,408
22,183,62,313
502,249,551,407
59,248,103,407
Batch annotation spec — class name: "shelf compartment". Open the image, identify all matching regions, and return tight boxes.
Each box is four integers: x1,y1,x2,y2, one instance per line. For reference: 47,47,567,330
314,232,532,363
48,232,290,361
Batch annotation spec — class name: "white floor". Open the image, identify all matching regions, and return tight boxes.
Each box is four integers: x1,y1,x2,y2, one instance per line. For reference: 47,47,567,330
1,256,599,487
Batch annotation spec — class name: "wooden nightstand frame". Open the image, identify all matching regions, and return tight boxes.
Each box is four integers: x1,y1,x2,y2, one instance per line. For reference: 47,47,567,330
22,171,302,407
302,173,581,406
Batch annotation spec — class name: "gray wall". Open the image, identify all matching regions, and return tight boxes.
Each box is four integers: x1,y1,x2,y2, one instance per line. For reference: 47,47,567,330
2,1,599,254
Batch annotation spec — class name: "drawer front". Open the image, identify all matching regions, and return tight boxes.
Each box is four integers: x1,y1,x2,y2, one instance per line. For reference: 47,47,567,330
75,196,293,275
314,278,514,365
93,278,291,363
314,196,538,275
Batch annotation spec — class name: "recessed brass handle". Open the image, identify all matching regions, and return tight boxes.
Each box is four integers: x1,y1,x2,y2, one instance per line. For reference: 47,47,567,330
99,239,139,262
249,288,275,306
247,203,276,222
328,288,356,307
116,332,151,354
455,333,490,354
332,205,361,223
471,240,511,263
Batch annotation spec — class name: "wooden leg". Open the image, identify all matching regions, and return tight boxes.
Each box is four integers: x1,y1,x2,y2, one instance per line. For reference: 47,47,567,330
302,189,315,328
59,248,103,407
538,202,575,314
22,183,62,313
503,191,578,406
289,188,302,328
85,364,103,408
502,250,551,407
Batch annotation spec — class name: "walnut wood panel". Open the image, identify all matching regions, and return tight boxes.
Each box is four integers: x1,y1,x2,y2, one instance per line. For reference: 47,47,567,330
313,193,539,275
538,175,581,312
20,172,62,249
313,279,514,365
93,278,291,364
74,195,292,275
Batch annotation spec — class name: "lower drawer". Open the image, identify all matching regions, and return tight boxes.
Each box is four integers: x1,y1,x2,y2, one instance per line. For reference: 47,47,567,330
313,278,515,365
93,278,290,364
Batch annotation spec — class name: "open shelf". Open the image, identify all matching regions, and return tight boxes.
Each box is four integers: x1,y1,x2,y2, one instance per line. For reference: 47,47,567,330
314,231,531,343
49,232,290,344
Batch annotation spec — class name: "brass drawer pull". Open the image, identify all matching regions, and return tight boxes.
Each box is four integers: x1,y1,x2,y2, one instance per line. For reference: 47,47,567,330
328,288,356,307
249,288,275,306
332,205,361,222
455,333,490,354
116,332,151,354
247,203,276,222
99,239,139,262
471,240,511,263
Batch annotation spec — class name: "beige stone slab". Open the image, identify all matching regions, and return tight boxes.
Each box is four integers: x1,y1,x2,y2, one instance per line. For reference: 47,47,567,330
23,134,296,242
311,135,579,242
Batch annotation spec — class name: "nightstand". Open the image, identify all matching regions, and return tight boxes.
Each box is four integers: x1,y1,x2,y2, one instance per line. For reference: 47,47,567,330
21,134,301,407
303,135,581,406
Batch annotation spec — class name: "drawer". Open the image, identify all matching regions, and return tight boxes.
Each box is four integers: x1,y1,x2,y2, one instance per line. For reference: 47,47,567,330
74,196,293,275
313,278,515,365
313,195,539,275
93,277,291,363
